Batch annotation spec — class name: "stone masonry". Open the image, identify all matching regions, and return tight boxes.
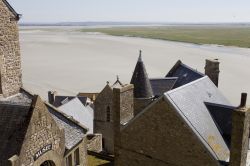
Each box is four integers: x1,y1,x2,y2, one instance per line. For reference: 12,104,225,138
114,97,219,166
15,96,65,166
0,0,22,97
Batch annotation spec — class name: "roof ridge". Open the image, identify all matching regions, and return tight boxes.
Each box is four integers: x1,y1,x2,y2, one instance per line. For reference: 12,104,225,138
179,62,205,77
45,101,89,132
166,76,209,95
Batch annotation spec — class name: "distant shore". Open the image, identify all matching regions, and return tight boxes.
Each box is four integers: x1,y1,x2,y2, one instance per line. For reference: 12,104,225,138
80,25,250,48
19,27,250,106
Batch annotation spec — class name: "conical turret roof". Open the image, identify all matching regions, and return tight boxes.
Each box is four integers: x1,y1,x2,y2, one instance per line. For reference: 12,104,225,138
130,51,153,98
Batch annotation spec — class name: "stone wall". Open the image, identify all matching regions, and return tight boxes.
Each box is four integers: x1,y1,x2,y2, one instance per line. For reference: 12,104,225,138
87,134,103,153
115,97,219,166
94,84,114,153
17,96,65,166
229,108,250,166
134,98,152,116
0,0,22,97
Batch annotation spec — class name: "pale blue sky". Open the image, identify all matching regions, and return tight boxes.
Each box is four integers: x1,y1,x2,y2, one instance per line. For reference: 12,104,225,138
8,0,250,23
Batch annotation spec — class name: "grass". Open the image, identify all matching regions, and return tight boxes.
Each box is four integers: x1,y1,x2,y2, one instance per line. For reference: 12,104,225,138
80,26,250,48
87,155,113,166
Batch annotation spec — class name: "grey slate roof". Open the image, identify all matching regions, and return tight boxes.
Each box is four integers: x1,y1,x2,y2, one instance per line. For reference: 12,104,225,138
0,104,31,161
150,77,177,96
0,93,32,106
166,60,204,89
58,98,94,134
164,76,231,162
131,55,153,98
2,0,20,20
47,105,87,150
53,96,87,107
205,102,235,147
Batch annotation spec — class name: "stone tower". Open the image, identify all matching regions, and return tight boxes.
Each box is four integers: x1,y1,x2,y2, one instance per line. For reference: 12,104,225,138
113,84,134,162
205,59,220,87
131,51,153,115
0,0,22,97
94,78,125,154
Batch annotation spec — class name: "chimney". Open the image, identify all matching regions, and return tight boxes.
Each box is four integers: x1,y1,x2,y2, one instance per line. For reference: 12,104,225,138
239,93,247,108
205,59,220,87
113,84,134,165
48,91,57,104
229,106,250,166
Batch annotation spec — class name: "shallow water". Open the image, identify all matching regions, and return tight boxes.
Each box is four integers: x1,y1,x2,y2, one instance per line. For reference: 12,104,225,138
19,28,250,106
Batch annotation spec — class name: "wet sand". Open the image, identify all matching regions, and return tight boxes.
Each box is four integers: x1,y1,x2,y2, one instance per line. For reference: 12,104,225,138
19,27,250,106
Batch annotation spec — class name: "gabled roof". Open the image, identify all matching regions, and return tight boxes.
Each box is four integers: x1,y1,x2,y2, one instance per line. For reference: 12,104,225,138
130,53,153,98
164,76,231,161
149,77,177,96
46,103,87,150
58,97,94,133
2,0,20,20
205,102,235,147
111,76,123,89
53,96,87,107
166,60,205,88
0,104,31,161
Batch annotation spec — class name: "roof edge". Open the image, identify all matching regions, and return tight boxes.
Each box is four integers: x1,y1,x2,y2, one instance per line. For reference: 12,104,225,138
45,102,89,132
163,93,222,162
20,87,89,132
2,0,20,21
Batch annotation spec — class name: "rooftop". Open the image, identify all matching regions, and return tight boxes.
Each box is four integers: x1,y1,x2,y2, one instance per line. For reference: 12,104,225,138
166,60,205,89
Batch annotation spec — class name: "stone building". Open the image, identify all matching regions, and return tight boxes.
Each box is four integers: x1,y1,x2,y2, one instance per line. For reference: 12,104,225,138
113,59,250,166
0,1,89,165
0,0,22,97
94,78,134,154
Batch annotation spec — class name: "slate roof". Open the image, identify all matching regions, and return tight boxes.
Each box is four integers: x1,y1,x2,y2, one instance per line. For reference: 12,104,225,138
166,60,205,89
58,98,94,133
47,104,87,150
131,54,153,98
205,103,235,147
53,96,87,107
0,104,31,161
150,77,177,96
164,76,232,162
0,93,32,106
2,0,20,20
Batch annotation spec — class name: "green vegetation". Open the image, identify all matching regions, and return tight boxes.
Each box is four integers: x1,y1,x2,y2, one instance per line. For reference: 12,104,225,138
87,155,113,166
81,26,250,48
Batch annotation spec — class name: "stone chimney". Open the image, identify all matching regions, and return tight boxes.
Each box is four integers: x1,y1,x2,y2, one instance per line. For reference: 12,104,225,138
113,84,134,164
229,94,250,166
48,91,57,104
205,59,220,87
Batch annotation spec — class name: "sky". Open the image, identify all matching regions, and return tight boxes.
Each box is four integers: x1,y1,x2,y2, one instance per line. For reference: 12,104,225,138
8,0,250,23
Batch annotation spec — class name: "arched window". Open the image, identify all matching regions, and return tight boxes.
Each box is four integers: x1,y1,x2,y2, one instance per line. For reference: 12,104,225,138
106,106,111,122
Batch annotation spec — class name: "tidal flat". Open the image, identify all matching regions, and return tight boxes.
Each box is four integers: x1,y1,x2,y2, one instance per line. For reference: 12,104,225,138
20,26,250,106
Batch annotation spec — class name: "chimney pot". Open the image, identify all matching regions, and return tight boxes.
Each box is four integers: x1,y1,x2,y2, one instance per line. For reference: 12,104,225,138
240,93,247,108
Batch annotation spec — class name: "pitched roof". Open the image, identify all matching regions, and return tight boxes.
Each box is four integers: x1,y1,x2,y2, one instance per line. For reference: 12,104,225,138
164,76,231,161
130,54,153,98
47,104,87,150
205,102,235,147
166,60,205,88
2,0,20,20
53,96,87,107
0,104,31,161
58,98,94,133
149,77,177,96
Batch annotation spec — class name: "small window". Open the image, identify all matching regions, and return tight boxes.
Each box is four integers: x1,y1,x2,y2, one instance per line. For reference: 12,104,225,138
74,148,80,165
106,106,111,122
66,154,73,166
